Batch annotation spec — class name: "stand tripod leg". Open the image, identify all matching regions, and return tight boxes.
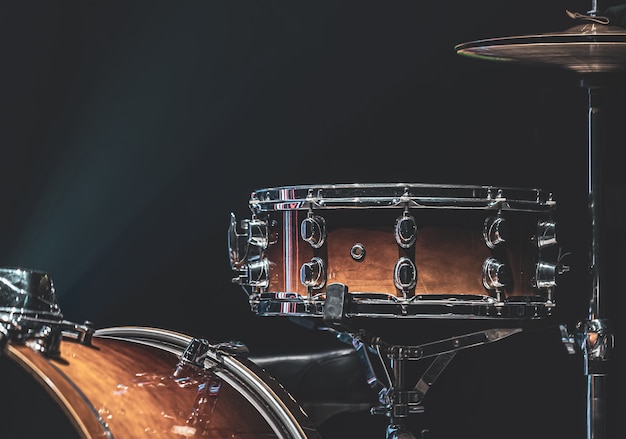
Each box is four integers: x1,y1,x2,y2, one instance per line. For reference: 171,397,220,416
342,328,521,438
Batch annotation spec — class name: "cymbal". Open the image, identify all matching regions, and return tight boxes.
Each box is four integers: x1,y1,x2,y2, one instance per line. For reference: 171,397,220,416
455,22,626,74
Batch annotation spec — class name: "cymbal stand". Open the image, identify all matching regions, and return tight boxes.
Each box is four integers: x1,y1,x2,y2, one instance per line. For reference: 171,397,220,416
454,4,626,434
576,75,615,439
558,74,616,439
331,327,522,439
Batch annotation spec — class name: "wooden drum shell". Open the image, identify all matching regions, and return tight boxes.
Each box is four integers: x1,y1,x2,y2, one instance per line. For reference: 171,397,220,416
265,208,542,299
0,327,320,438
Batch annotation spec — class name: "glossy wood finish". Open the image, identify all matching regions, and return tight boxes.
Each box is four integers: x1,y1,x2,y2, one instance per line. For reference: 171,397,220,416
4,334,293,438
266,208,543,299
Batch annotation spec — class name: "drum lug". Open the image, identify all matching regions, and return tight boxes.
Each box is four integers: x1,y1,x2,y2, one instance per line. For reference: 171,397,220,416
228,213,248,268
535,260,559,289
300,257,326,290
247,217,270,249
245,258,270,288
393,257,417,298
536,220,558,248
483,216,508,248
394,211,418,248
229,212,272,291
228,213,269,269
301,214,327,248
482,257,509,300
534,258,570,300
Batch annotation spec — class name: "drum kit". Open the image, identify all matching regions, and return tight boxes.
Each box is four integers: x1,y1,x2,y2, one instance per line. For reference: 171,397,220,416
228,182,569,438
1,2,623,439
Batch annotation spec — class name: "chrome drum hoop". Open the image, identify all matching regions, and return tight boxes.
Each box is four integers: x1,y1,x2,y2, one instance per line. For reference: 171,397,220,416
253,292,556,320
94,326,321,439
249,183,555,214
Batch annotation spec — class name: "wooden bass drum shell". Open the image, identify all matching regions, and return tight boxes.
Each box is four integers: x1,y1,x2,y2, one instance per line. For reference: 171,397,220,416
0,326,320,439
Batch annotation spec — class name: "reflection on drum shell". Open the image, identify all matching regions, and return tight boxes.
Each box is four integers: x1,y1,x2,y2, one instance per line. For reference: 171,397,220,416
265,208,541,299
2,330,317,438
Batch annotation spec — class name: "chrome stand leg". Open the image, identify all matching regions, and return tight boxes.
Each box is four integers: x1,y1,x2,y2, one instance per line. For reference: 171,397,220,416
578,318,613,439
578,78,615,439
337,328,521,439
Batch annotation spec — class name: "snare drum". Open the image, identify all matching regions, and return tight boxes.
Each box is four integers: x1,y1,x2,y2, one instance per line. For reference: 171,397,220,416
228,183,567,320
0,268,320,439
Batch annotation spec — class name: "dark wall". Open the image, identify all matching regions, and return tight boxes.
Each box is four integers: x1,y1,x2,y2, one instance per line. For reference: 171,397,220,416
1,1,623,438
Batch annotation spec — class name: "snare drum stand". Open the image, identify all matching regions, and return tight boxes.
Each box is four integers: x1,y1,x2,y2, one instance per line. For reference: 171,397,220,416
324,284,522,439
362,328,520,439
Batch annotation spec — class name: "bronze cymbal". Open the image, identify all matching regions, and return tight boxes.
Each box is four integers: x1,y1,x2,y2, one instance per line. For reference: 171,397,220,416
455,21,626,74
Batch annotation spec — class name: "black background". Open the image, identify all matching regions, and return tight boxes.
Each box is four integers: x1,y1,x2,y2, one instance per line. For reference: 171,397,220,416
1,1,624,438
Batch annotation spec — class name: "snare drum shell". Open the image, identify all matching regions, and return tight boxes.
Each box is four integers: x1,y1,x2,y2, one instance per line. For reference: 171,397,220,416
1,327,321,439
265,207,542,299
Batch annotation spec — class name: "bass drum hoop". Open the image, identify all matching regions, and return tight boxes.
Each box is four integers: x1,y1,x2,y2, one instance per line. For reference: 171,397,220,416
3,324,319,439
93,326,316,439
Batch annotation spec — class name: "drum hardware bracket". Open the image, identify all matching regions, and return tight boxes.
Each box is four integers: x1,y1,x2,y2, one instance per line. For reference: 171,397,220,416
349,334,389,405
565,10,610,25
214,340,250,357
367,349,458,413
412,350,457,404
558,320,615,369
179,337,211,367
322,282,351,325
564,319,613,375
559,324,579,355
560,318,613,439
0,317,95,358
332,327,523,438
59,320,95,346
367,327,523,361
179,338,251,371
34,321,96,357
29,325,65,357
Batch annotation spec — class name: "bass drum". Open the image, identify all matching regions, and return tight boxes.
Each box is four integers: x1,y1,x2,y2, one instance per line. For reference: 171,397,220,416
0,324,321,439
0,266,319,438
